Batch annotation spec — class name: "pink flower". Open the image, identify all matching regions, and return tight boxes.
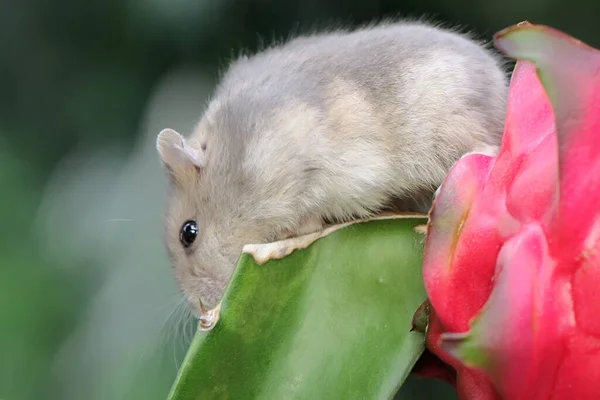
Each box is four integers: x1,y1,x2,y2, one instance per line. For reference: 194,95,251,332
420,21,600,399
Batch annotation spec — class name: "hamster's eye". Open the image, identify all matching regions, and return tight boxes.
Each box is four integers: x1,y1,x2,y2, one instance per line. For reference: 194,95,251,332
180,220,198,248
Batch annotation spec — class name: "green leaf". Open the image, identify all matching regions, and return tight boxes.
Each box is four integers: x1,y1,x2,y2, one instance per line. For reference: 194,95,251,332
167,215,429,400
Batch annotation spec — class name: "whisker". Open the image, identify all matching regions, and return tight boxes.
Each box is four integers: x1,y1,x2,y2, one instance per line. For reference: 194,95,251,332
172,299,189,369
175,303,195,369
103,218,136,223
132,294,185,378
154,296,183,355
103,210,167,224
182,307,196,347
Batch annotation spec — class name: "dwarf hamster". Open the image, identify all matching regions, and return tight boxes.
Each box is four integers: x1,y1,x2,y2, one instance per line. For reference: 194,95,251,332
156,19,508,314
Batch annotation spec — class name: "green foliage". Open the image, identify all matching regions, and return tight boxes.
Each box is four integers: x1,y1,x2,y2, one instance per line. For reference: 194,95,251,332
168,217,429,400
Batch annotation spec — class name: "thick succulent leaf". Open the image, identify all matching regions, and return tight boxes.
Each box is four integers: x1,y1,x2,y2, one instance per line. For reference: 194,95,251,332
494,23,600,259
167,216,429,400
440,223,564,399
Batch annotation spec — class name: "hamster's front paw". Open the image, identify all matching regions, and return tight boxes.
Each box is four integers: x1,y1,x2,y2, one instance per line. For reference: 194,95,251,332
294,215,325,237
280,215,324,240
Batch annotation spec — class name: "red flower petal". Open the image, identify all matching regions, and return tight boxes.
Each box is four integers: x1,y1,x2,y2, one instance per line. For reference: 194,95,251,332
496,60,559,227
440,224,567,399
423,23,600,399
495,24,600,261
422,153,498,332
423,60,559,334
552,333,600,398
424,310,499,399
571,228,600,337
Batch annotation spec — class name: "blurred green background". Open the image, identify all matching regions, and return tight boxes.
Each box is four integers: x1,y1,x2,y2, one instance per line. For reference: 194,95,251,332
1,0,598,399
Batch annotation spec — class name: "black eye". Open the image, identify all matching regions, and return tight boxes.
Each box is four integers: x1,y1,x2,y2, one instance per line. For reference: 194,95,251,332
180,220,198,248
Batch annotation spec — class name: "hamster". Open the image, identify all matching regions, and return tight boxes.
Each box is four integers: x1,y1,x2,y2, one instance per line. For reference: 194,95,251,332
156,19,509,315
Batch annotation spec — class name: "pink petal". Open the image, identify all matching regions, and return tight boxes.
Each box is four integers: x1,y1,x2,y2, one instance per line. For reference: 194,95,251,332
423,60,559,333
495,23,600,260
551,333,600,398
571,216,600,337
424,310,499,399
455,369,501,400
500,60,556,159
495,60,559,227
423,153,497,332
504,133,557,226
439,223,566,399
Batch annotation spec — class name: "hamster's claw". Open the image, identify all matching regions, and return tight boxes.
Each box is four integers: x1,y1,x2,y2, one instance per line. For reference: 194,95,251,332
198,298,208,314
197,298,221,332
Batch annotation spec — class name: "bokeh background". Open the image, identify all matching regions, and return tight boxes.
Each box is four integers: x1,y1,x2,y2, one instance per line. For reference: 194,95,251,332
2,0,599,399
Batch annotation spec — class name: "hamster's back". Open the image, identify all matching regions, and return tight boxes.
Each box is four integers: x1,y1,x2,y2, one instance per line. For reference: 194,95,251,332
215,20,506,152
218,22,506,119
203,20,508,220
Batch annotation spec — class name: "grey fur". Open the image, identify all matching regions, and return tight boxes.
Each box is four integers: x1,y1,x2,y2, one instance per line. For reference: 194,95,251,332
156,19,509,314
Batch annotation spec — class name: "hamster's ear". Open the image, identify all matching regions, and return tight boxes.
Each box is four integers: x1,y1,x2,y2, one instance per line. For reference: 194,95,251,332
156,128,206,174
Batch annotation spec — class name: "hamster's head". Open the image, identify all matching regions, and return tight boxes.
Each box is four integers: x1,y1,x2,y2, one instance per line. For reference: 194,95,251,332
155,127,276,316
